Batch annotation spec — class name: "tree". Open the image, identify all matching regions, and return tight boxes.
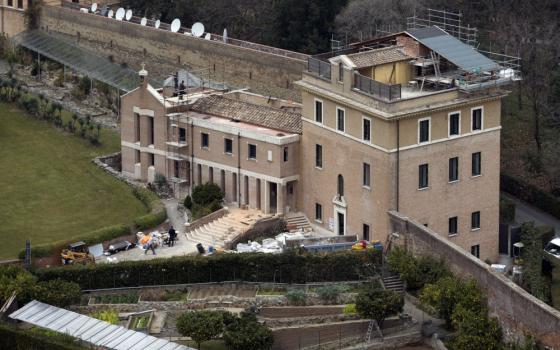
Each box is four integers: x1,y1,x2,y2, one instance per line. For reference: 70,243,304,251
191,183,224,206
176,310,224,350
450,304,502,350
31,279,82,308
223,313,273,350
355,287,403,328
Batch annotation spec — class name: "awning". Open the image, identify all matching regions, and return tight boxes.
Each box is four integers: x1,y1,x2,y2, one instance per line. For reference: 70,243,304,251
406,26,501,72
10,300,193,350
12,30,161,92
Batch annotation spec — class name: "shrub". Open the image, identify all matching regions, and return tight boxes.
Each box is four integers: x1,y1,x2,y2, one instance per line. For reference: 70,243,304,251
223,313,273,350
31,279,81,307
0,323,86,350
520,222,552,303
449,304,502,350
286,288,307,305
132,187,157,209
192,183,224,207
176,310,224,349
387,247,450,292
343,303,357,315
355,287,404,328
154,173,167,188
184,195,193,210
316,284,351,303
91,310,119,325
133,208,167,230
209,199,222,212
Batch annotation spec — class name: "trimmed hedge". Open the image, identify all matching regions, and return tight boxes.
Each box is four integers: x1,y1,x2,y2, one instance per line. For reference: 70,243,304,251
501,174,560,219
133,208,168,231
0,323,87,350
34,251,381,290
18,224,131,259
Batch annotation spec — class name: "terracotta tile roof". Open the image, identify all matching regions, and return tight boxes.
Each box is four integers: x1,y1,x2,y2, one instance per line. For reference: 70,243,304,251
346,46,411,68
191,95,302,134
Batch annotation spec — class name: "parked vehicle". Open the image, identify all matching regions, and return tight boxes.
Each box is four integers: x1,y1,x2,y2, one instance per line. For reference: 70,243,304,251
544,238,560,260
104,241,135,255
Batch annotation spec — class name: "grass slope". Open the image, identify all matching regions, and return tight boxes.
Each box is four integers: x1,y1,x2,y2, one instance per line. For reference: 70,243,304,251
0,103,147,259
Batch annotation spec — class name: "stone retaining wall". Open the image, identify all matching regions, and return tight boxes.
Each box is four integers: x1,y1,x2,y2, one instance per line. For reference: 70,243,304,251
388,210,560,348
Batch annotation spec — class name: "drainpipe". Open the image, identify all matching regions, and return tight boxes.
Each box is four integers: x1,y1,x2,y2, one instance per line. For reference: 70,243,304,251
237,132,241,206
190,116,194,196
396,119,400,212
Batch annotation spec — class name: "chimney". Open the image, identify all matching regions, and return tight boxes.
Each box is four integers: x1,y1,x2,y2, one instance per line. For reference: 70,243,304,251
139,63,148,89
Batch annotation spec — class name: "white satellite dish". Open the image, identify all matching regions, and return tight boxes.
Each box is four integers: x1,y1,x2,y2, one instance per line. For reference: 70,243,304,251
91,3,97,12
154,19,161,29
125,9,133,21
108,9,113,18
223,28,228,43
115,8,125,21
204,33,211,40
191,22,205,37
170,18,181,33
140,17,147,26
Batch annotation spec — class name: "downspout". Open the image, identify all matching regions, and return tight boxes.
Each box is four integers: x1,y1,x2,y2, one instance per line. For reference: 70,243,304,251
396,119,400,212
237,131,241,206
190,116,194,195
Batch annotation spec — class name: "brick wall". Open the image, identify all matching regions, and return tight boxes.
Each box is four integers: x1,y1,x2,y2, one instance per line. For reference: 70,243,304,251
388,211,560,348
39,5,306,101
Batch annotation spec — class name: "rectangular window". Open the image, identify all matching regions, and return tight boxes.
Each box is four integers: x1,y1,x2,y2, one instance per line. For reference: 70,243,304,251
418,118,430,143
363,117,371,142
148,117,154,145
224,138,233,154
471,211,481,230
174,160,179,178
8,0,13,6
449,157,459,182
315,203,323,221
179,128,186,143
135,150,140,163
363,162,371,188
315,100,323,123
149,153,155,166
17,0,22,8
201,133,209,148
449,112,460,136
472,152,481,176
336,108,345,132
283,147,288,162
472,108,483,131
338,63,344,82
449,216,458,235
248,144,257,159
363,224,370,241
315,144,322,168
134,113,140,142
418,164,429,189
471,245,480,258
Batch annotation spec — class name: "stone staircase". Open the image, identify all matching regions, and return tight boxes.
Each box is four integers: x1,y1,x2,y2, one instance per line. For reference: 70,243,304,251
381,274,404,293
285,212,312,232
185,214,252,248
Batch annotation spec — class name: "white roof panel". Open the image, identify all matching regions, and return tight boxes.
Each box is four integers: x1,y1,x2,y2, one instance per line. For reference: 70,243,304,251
9,301,193,350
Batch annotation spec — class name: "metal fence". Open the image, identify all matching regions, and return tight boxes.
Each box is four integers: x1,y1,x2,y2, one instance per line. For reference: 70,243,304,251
307,57,332,81
353,73,401,101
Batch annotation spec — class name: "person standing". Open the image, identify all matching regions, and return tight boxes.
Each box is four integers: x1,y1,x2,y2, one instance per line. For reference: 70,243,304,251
144,236,156,255
168,226,177,247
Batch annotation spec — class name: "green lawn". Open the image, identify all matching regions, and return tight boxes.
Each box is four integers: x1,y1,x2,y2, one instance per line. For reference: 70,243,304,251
0,103,147,259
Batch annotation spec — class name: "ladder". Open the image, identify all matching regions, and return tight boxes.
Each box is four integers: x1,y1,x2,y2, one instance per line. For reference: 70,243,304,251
364,319,383,344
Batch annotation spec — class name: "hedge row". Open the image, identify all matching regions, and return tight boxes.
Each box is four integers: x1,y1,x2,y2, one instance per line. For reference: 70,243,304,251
133,208,168,231
501,174,560,219
18,224,130,259
34,251,381,290
0,323,87,350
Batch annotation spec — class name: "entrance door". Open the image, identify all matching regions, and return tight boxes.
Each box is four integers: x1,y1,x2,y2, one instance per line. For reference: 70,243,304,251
337,212,345,236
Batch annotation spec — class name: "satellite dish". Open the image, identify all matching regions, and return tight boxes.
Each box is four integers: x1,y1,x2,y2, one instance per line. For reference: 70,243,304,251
140,17,147,26
191,22,205,37
108,9,113,18
170,18,181,33
125,9,133,21
115,8,125,21
154,19,161,29
204,33,211,40
223,28,228,43
91,3,97,12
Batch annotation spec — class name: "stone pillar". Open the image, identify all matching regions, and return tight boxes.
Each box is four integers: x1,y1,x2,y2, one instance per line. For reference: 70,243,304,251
277,183,285,215
264,181,270,214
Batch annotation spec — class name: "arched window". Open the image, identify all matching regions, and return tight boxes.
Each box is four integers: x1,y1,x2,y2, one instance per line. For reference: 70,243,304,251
337,175,344,197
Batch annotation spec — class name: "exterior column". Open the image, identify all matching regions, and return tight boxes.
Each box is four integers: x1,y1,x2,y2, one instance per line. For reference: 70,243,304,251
264,181,270,214
277,183,285,215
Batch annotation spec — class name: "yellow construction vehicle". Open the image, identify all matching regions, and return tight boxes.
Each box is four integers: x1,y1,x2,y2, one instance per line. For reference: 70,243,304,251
61,241,95,265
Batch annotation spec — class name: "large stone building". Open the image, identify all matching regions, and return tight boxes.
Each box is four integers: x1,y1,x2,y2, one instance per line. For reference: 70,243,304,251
119,27,516,261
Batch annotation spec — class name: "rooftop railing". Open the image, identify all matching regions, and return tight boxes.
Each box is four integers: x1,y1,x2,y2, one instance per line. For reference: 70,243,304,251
307,57,331,81
353,72,401,101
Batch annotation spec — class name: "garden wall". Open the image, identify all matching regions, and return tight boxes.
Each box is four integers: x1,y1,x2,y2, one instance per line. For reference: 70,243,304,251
388,211,560,348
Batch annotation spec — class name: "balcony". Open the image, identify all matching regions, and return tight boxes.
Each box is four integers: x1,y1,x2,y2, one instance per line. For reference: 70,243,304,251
352,72,401,101
307,57,331,81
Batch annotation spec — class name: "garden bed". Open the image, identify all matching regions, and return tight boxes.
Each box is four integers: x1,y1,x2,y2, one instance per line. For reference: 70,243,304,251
89,292,139,305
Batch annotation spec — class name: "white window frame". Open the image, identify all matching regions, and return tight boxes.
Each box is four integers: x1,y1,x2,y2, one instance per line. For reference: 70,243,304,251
448,156,459,184
314,98,323,124
336,107,346,133
315,144,323,170
362,116,372,143
418,163,429,190
315,202,323,223
471,106,484,132
362,162,371,189
417,117,431,144
471,211,481,231
448,111,461,138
